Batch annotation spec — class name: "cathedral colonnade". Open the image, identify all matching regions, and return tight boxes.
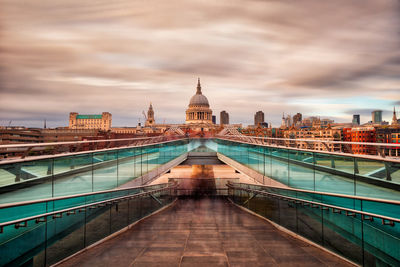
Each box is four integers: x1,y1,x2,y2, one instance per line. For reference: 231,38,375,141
186,110,212,121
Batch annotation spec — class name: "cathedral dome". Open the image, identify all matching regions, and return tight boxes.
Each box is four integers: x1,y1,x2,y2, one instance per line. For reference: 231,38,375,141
185,78,213,124
188,78,209,107
189,94,209,107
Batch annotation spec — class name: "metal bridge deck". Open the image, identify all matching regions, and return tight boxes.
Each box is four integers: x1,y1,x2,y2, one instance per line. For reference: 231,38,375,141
58,198,353,267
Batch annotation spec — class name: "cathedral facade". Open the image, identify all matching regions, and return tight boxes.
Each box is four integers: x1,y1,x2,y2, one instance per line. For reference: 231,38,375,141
185,78,213,124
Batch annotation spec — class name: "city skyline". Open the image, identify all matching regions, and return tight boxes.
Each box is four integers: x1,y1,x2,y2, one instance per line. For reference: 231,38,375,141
1,0,399,128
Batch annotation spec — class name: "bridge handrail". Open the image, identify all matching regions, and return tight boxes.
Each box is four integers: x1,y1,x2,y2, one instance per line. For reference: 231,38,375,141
216,136,400,162
217,134,400,147
0,182,171,209
0,136,189,164
0,135,186,149
0,182,178,231
227,182,400,205
227,182,400,224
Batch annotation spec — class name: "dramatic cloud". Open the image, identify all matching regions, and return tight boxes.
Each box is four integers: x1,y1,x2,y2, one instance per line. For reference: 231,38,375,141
0,0,399,127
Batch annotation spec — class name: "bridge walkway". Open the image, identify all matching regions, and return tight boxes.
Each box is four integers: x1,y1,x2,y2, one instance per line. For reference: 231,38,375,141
58,198,353,267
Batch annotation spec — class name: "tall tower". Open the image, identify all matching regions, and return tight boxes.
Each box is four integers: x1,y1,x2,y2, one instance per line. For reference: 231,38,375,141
372,110,382,124
281,113,286,128
352,114,360,125
392,107,399,126
69,112,78,129
254,111,264,126
220,110,229,125
146,103,155,126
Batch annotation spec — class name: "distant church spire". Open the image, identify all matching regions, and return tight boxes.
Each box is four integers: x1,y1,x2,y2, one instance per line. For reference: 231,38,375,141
146,102,155,126
44,119,47,129
392,106,399,125
196,77,202,94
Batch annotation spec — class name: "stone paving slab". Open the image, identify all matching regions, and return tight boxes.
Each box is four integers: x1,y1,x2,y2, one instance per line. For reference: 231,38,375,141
58,198,354,267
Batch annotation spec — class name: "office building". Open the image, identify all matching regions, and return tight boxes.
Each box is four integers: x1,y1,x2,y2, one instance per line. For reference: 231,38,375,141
321,119,334,127
293,113,302,126
350,127,376,155
372,110,382,124
254,111,265,126
0,127,43,144
220,111,229,125
352,115,360,125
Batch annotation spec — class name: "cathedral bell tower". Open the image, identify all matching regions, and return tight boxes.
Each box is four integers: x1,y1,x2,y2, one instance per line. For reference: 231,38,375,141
146,103,155,126
392,106,399,126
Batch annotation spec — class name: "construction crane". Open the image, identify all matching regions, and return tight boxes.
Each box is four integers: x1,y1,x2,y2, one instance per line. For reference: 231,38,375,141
142,111,147,121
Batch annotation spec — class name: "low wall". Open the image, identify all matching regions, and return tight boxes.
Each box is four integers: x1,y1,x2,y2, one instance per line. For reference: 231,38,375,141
217,153,287,187
119,153,188,188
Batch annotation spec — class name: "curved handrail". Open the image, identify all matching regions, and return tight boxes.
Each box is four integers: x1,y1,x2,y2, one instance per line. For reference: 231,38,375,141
0,182,172,209
217,134,400,147
227,182,399,225
0,137,189,164
216,136,400,163
0,135,185,149
0,181,178,231
227,182,400,205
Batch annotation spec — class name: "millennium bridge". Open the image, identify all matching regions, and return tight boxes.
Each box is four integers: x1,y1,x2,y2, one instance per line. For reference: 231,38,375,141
0,135,399,266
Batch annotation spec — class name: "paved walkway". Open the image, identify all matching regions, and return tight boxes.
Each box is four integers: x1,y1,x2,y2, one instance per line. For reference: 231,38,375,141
58,198,353,267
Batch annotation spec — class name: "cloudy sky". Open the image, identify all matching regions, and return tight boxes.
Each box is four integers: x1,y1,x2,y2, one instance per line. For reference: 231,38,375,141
0,0,399,128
